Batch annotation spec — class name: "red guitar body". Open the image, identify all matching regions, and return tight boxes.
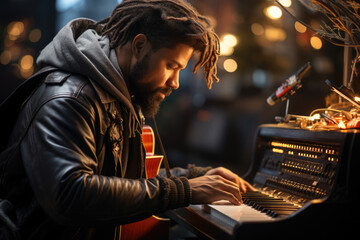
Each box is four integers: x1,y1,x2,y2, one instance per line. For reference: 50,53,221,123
120,125,170,240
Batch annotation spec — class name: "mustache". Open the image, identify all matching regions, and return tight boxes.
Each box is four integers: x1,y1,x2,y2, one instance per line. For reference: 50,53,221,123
158,87,172,97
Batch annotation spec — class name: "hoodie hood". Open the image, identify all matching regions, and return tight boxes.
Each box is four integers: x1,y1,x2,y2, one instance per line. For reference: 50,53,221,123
36,18,139,123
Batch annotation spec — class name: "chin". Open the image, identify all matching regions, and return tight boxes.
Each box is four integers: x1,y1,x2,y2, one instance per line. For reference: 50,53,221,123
135,92,163,118
141,101,161,118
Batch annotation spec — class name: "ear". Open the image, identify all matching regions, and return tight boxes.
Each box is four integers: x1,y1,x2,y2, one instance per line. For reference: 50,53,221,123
132,34,148,59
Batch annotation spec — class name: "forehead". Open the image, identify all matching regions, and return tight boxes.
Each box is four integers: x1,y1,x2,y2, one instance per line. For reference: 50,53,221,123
152,43,194,67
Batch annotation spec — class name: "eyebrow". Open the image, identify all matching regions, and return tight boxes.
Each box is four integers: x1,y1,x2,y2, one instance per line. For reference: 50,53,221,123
169,59,186,69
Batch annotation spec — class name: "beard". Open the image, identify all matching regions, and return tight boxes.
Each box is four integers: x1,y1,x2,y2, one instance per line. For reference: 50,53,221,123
129,53,172,118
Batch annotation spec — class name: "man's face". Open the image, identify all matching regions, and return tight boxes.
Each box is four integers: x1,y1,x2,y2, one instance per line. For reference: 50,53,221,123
130,43,194,117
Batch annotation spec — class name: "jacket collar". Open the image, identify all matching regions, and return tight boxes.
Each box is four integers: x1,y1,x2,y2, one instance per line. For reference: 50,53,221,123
90,79,117,104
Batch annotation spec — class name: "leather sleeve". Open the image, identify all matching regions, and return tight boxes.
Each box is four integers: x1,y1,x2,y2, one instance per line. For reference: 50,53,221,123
20,92,190,226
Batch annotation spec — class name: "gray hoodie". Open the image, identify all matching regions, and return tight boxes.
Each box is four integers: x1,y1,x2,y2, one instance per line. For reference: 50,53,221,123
36,18,140,134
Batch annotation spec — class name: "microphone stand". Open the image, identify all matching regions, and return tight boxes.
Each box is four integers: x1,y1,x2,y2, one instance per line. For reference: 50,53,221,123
275,98,290,123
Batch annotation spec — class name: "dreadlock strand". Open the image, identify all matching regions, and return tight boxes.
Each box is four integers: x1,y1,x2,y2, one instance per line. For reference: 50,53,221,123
97,0,220,89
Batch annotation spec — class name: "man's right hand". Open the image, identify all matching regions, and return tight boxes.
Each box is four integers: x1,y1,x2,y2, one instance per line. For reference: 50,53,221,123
188,175,243,205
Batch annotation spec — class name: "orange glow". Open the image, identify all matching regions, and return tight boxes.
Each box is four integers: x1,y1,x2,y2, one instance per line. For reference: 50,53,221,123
265,6,282,19
295,21,307,33
29,29,42,42
7,21,24,40
310,36,322,49
265,27,286,41
338,120,346,129
223,34,237,47
272,148,284,154
223,59,238,72
279,0,292,7
251,23,264,36
220,42,234,56
20,55,34,70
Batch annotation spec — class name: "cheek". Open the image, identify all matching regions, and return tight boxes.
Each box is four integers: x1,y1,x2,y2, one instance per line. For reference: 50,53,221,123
144,68,169,89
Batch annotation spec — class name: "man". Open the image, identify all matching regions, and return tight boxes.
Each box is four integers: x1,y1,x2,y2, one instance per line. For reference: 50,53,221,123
0,0,253,239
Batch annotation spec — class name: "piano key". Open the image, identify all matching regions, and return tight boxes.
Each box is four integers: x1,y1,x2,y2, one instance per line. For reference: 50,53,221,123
204,203,274,223
242,190,300,217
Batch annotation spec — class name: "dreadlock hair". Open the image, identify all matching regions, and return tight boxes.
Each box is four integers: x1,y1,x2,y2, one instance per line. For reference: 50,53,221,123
96,0,220,89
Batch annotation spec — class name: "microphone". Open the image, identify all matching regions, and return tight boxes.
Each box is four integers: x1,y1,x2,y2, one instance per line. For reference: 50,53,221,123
267,62,311,106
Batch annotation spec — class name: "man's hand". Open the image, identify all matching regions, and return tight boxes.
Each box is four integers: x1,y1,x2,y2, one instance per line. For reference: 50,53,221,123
205,167,255,193
188,167,255,205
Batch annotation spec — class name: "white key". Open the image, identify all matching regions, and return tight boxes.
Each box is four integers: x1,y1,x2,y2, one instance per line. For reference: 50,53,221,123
207,203,274,223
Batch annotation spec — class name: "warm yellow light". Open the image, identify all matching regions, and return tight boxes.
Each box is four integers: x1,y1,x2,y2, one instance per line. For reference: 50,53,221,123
223,34,238,47
265,6,282,19
295,21,307,33
251,23,264,36
272,148,284,154
310,36,322,49
29,29,42,42
7,21,24,40
265,27,287,41
311,114,321,120
220,42,234,56
354,96,360,102
20,55,34,71
220,34,238,56
223,59,238,73
279,0,292,7
338,120,346,129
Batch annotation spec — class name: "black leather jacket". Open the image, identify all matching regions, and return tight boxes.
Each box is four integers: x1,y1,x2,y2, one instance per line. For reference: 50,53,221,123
0,69,190,239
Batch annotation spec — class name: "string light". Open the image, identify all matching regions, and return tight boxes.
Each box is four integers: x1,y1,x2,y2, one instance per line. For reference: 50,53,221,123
220,43,234,56
265,27,287,41
265,6,282,19
278,0,292,7
295,21,307,33
220,34,238,56
7,21,24,41
251,23,264,36
29,29,42,42
310,36,322,49
20,55,34,71
223,34,238,47
223,59,238,73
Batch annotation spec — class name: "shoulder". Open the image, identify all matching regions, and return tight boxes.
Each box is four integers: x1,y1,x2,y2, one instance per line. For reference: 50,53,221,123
28,70,103,108
41,70,98,102
25,70,108,124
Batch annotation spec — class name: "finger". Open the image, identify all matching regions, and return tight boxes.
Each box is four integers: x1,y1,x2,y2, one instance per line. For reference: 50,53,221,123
243,180,256,191
207,168,237,184
222,174,248,194
218,190,242,205
215,176,242,203
214,175,240,189
212,168,251,193
222,172,237,184
239,179,247,193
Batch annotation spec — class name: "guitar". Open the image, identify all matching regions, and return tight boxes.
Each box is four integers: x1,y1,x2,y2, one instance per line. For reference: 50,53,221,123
120,125,170,240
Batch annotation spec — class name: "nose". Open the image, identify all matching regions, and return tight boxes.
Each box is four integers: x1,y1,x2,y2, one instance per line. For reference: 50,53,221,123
167,71,180,90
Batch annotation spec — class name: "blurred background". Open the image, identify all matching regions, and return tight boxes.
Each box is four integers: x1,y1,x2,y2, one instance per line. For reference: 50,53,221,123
0,0,345,177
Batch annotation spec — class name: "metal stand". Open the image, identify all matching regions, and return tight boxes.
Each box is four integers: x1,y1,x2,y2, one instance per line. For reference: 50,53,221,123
275,98,291,123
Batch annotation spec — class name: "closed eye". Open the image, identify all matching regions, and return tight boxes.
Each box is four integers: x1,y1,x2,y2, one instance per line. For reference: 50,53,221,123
167,63,177,70
168,59,185,70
